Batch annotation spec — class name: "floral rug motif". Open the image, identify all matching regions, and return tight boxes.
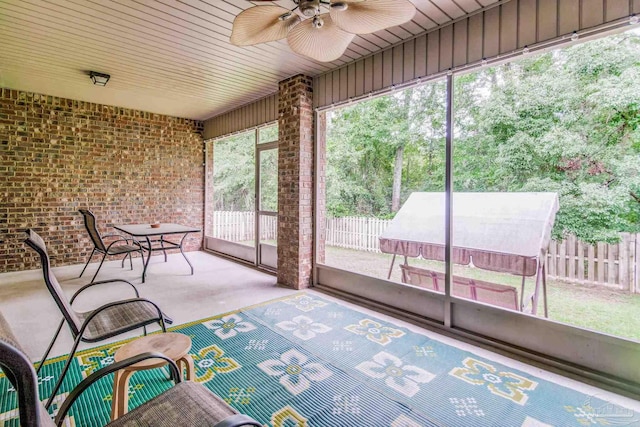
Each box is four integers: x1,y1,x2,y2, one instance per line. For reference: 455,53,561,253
1,293,638,426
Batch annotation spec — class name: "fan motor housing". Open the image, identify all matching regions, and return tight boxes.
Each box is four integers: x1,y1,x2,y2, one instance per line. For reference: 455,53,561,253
298,0,321,17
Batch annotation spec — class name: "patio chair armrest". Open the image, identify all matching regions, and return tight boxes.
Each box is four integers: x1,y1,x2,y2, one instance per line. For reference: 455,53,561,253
77,298,168,339
102,233,126,240
54,352,180,426
213,414,263,427
70,279,140,303
102,233,140,246
104,237,143,251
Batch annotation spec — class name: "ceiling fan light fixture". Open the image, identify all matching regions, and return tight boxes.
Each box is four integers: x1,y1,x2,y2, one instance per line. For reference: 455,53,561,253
299,0,321,17
312,15,324,28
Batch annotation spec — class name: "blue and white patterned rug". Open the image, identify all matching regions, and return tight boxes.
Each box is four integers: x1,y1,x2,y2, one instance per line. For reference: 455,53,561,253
1,293,638,426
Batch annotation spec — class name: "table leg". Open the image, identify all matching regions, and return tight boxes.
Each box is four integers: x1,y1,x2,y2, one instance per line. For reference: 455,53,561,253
160,235,168,262
177,354,195,381
111,369,135,420
141,236,152,283
178,232,194,275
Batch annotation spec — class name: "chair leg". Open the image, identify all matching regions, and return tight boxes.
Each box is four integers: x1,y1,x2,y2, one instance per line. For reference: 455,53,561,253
166,365,176,382
90,253,108,282
78,248,97,278
119,253,133,270
36,318,65,375
45,334,83,409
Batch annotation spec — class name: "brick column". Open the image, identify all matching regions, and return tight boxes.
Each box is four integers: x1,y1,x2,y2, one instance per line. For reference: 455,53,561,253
277,75,314,289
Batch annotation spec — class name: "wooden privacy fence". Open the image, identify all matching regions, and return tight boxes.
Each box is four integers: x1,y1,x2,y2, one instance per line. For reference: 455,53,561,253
546,233,639,293
212,212,640,293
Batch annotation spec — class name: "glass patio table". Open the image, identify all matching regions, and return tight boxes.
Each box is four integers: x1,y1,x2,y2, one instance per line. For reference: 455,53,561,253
113,223,200,283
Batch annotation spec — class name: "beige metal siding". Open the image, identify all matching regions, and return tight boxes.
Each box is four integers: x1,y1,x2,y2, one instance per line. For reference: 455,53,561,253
313,0,635,109
582,0,605,29
203,93,278,139
606,0,630,20
483,6,501,58
538,0,558,41
355,60,366,98
415,35,428,76
427,31,440,74
467,13,484,63
404,39,416,82
500,0,518,53
393,45,405,84
518,0,538,48
558,0,581,35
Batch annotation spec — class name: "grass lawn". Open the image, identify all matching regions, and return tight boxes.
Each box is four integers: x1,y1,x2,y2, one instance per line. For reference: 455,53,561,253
324,246,640,342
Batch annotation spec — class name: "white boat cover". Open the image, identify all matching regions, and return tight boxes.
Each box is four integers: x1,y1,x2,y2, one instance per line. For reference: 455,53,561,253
379,192,559,276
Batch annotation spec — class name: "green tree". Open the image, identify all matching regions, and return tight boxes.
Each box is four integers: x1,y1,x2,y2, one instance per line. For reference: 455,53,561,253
213,131,255,211
326,81,447,217
454,31,640,242
326,30,640,242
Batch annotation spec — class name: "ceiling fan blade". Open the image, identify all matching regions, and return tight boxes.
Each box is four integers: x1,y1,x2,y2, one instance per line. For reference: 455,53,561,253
287,13,355,62
230,5,301,46
330,0,416,34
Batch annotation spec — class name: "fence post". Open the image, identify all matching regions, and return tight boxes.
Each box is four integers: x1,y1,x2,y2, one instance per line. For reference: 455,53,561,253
577,240,585,283
223,211,228,240
635,233,639,294
567,235,575,281
558,239,566,277
607,238,616,286
597,242,605,284
328,218,333,246
548,240,557,277
619,233,630,291
587,244,595,283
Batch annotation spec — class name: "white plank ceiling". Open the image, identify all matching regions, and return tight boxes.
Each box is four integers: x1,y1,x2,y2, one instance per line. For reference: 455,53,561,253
0,0,500,120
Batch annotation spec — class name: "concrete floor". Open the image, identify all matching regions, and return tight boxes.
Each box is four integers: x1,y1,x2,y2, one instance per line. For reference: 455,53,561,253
1,250,639,414
0,250,296,360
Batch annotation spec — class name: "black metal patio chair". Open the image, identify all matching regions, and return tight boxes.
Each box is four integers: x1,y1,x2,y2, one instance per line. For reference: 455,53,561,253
0,310,262,427
78,209,145,282
24,229,171,410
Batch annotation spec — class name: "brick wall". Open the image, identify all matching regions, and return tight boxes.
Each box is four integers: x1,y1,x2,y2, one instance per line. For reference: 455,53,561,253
277,75,314,289
0,88,204,272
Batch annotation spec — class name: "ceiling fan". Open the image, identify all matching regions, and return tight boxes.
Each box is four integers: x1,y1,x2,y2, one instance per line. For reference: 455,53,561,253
230,0,416,62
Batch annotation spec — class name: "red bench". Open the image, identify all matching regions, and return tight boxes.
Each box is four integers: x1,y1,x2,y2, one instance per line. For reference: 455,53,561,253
400,264,520,311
